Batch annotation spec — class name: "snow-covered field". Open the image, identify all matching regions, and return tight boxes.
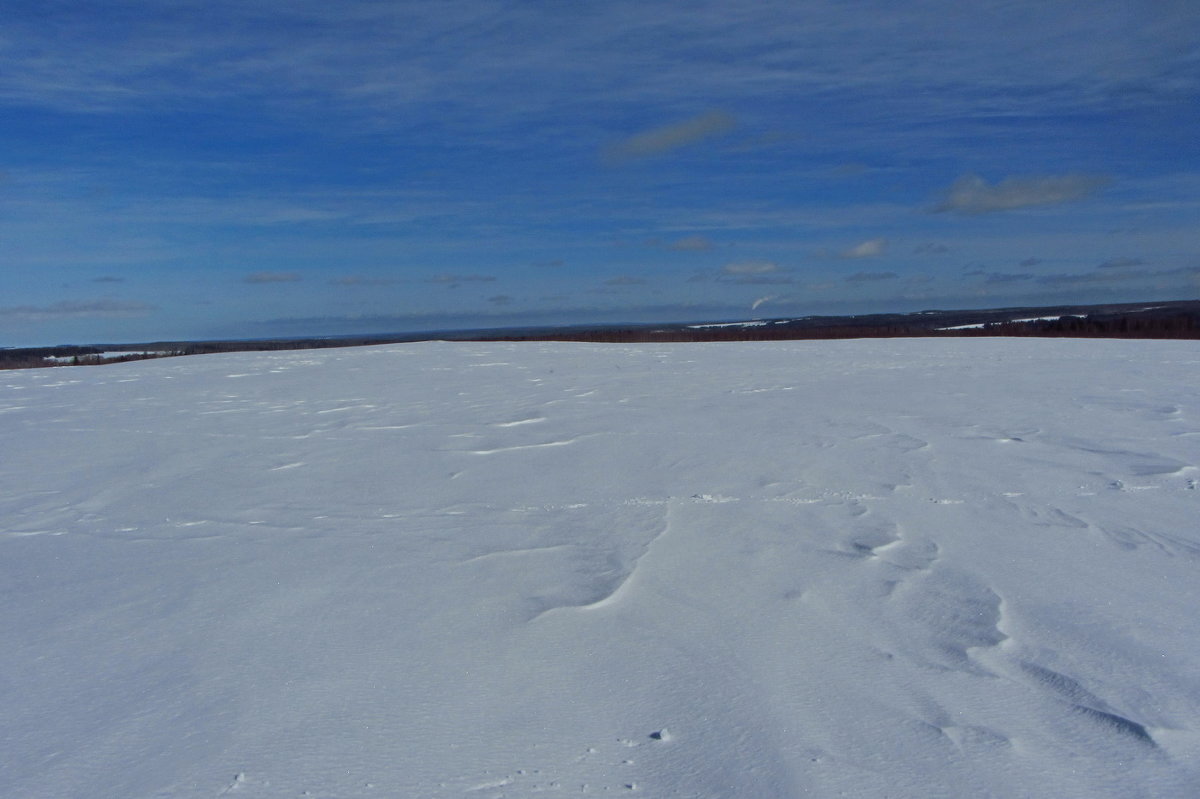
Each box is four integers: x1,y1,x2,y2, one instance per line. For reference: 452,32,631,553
2,339,1198,798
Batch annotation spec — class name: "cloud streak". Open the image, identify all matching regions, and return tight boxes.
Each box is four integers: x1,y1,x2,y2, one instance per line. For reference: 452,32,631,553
845,271,898,283
244,272,301,284
1097,257,1144,269
841,239,887,259
716,261,792,284
933,173,1110,214
978,272,1036,284
330,276,399,286
668,235,714,252
721,261,778,276
0,300,157,321
7,1,1194,123
605,111,735,161
430,274,496,286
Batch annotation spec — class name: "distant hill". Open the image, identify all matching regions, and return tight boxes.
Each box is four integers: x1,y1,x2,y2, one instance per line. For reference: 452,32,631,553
3,299,1198,369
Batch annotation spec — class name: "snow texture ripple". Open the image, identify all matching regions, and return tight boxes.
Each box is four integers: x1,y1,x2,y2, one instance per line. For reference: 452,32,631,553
2,339,1198,797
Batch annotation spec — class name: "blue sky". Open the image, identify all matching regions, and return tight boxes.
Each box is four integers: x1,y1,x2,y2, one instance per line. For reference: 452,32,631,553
2,0,1198,346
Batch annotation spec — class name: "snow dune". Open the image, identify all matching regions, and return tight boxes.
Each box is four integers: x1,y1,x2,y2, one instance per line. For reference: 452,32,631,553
2,339,1198,798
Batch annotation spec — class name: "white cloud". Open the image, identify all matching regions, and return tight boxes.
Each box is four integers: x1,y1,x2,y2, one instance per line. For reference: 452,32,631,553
933,173,1110,214
841,239,887,259
751,295,775,311
721,260,780,276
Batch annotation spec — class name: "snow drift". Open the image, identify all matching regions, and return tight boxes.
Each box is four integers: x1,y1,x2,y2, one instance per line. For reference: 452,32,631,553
2,338,1198,797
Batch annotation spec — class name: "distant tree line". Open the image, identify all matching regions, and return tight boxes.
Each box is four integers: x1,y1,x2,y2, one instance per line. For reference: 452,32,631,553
485,323,938,344
3,306,1197,370
951,312,1199,339
485,312,1200,344
0,336,417,369
0,345,105,370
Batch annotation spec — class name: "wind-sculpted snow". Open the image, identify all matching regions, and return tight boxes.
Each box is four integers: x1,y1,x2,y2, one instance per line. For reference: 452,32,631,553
2,339,1198,798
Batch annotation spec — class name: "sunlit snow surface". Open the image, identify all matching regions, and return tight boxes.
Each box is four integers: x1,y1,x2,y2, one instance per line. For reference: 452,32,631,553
3,339,1199,798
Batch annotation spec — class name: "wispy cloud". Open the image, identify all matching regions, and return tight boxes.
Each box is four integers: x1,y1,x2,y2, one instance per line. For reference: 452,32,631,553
716,260,792,284
845,271,898,283
1038,272,1132,286
841,239,887,259
1037,264,1198,287
605,111,735,161
330,276,398,286
933,174,1110,214
256,301,745,335
668,235,714,252
978,272,1037,284
487,294,513,306
721,261,780,276
0,299,156,320
244,271,301,284
429,274,496,286
1097,257,1144,269
9,1,1192,120
604,276,647,286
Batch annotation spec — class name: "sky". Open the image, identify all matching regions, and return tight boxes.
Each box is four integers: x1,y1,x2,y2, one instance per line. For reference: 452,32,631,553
1,0,1198,346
